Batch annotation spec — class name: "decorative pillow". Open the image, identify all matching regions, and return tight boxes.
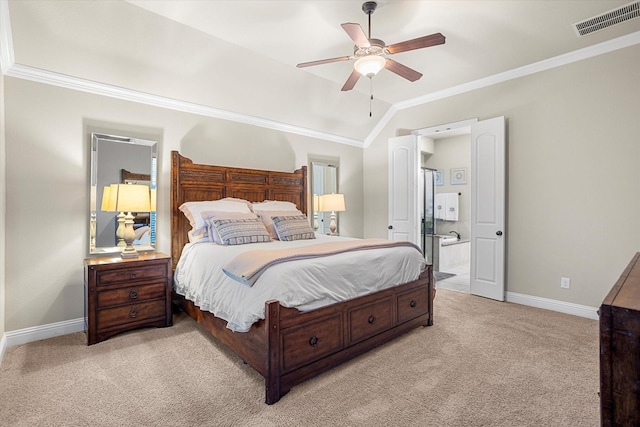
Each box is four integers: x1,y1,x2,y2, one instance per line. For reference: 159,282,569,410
256,210,304,240
210,217,271,245
203,211,258,244
179,200,252,242
272,215,316,242
251,200,299,212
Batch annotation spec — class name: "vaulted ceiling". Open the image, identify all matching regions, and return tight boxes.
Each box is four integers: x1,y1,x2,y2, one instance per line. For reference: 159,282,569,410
3,1,639,146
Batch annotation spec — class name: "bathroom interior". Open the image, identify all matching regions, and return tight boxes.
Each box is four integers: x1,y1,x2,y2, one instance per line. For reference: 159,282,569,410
420,132,470,293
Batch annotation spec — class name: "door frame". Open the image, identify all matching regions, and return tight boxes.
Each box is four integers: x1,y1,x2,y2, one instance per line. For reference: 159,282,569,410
410,117,506,301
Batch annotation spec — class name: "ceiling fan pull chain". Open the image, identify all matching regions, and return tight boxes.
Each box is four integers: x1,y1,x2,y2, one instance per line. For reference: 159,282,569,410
369,78,373,117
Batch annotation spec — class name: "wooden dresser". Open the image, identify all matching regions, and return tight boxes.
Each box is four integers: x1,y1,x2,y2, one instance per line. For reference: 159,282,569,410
85,252,172,345
600,252,640,426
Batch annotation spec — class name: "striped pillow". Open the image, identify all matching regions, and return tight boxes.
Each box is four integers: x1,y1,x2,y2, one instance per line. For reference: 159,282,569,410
272,215,316,242
210,218,271,245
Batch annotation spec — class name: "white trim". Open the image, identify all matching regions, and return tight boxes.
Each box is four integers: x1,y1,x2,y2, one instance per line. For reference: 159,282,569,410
506,292,599,320
0,0,14,73
363,30,640,147
3,317,84,349
4,63,365,148
1,21,638,149
412,118,478,137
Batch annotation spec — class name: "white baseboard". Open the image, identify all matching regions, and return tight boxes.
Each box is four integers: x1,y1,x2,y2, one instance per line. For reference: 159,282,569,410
0,318,85,364
0,296,598,365
506,292,599,320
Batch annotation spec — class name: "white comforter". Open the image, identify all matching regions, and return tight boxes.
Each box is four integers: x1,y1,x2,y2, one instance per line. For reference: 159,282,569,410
174,233,426,332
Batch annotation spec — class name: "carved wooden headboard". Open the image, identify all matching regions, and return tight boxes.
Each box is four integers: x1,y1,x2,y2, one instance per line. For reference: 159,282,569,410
170,151,307,269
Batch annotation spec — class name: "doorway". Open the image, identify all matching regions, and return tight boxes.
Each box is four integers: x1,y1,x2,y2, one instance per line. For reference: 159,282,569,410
421,135,471,293
388,117,506,301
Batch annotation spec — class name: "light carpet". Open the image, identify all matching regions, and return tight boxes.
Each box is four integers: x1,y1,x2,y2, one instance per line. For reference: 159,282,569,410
0,289,600,426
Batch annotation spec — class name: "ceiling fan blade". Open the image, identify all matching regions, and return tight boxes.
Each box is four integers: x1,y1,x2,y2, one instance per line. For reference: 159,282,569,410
341,69,361,91
297,56,352,68
341,23,370,48
386,32,445,55
384,59,423,82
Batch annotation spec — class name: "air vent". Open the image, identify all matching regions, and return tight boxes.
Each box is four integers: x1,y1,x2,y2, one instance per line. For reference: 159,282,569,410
573,1,639,37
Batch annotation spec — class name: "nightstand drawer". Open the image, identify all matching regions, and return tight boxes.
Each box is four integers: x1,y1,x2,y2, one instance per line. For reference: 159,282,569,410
97,282,166,308
85,253,172,345
96,264,166,286
97,300,166,328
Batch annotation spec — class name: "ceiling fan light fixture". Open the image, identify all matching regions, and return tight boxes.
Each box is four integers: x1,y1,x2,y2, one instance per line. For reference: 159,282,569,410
354,55,386,77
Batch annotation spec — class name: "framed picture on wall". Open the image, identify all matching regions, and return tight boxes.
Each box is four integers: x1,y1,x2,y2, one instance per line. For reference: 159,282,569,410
451,167,467,185
435,169,444,186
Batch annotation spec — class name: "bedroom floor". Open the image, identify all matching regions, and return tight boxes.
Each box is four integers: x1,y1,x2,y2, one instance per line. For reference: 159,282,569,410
435,263,470,293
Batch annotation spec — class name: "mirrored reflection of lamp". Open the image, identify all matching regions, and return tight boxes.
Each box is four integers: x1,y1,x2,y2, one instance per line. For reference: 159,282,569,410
312,194,319,230
354,55,386,78
113,184,151,258
319,193,346,236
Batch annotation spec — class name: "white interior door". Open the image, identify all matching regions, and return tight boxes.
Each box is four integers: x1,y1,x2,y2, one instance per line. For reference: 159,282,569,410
470,116,506,301
388,135,419,245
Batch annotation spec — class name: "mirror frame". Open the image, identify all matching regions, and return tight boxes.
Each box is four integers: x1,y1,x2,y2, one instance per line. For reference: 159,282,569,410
310,161,338,235
90,133,157,255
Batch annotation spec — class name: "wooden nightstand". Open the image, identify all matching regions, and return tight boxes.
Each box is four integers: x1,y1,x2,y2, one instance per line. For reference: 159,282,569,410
85,252,172,345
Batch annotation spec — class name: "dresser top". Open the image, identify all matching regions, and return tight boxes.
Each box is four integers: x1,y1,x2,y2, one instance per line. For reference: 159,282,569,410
602,252,640,311
85,252,170,267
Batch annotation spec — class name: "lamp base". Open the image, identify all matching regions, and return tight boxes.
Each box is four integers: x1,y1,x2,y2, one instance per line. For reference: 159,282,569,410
120,248,139,259
121,212,139,258
329,212,339,236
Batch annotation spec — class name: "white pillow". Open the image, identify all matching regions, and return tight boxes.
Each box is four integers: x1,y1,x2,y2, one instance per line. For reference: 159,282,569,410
179,200,252,242
251,200,299,212
203,211,258,244
256,210,304,240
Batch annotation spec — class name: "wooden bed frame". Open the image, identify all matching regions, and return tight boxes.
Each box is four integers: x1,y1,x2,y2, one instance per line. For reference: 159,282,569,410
170,151,433,404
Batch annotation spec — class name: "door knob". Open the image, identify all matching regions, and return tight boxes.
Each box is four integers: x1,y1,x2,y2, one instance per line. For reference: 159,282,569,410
496,231,503,236
388,225,393,230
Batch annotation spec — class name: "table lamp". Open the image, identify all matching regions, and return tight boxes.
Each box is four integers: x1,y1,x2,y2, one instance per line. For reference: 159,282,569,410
319,193,345,235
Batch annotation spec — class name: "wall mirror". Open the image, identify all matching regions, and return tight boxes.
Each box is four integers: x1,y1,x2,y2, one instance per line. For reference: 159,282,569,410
310,161,338,235
90,133,157,255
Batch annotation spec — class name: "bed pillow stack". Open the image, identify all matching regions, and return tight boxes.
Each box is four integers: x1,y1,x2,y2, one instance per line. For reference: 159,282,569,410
179,198,316,244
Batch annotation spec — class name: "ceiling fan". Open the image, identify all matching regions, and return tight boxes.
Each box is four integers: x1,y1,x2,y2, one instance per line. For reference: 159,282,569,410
296,1,445,91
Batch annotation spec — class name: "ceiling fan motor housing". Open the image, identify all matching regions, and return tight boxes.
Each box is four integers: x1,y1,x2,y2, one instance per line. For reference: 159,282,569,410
362,1,378,15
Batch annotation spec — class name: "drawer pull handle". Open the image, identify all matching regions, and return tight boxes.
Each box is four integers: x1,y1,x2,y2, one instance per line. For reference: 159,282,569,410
410,299,417,308
309,335,319,347
130,273,137,279
368,315,376,324
129,309,138,318
129,289,139,300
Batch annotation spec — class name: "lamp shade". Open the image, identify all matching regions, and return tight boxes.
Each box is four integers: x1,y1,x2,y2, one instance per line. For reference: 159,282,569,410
114,184,151,213
320,193,346,212
101,185,116,212
354,55,386,77
150,188,157,211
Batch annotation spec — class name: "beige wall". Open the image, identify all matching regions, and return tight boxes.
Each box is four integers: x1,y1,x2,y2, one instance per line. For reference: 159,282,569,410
4,77,363,332
364,45,640,308
0,73,5,338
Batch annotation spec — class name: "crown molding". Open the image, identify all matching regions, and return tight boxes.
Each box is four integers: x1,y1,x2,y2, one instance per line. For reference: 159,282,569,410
2,1,638,151
0,0,14,73
5,63,365,148
362,30,640,147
